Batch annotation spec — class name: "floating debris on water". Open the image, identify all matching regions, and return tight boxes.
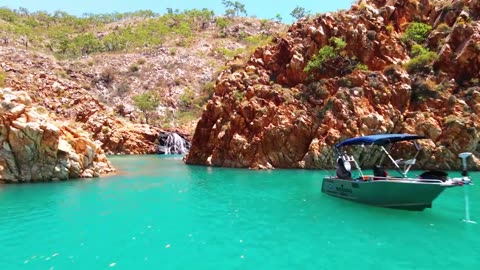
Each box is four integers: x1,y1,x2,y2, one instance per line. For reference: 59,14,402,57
109,262,116,267
165,244,171,248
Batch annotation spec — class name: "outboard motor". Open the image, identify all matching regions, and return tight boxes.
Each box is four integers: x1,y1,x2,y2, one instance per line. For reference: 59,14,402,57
459,152,473,177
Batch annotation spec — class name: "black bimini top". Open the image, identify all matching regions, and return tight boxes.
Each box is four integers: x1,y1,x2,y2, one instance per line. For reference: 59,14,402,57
335,134,425,148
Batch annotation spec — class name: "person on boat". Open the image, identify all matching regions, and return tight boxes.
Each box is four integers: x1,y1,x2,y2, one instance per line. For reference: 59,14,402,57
336,157,352,179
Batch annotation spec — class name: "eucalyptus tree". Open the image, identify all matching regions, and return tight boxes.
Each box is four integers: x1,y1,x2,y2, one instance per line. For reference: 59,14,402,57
133,91,160,125
290,6,309,20
222,0,247,17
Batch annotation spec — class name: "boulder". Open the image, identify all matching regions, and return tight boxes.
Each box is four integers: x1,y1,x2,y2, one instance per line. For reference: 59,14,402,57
0,88,115,183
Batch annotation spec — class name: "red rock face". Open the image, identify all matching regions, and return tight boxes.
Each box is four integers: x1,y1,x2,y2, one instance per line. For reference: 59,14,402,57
186,0,480,170
0,88,115,183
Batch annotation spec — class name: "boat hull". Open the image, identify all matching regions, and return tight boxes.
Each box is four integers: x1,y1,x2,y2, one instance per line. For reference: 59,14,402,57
321,177,451,211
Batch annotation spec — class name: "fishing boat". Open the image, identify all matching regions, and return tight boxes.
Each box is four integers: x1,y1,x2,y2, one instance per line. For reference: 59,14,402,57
322,134,473,211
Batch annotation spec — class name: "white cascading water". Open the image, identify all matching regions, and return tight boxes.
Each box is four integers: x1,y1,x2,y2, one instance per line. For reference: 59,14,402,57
163,132,188,155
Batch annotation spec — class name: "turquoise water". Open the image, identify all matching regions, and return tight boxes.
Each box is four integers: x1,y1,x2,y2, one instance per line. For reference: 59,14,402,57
1,155,479,270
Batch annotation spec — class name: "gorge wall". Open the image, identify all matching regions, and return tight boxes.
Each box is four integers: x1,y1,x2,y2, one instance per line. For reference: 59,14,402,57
186,0,480,170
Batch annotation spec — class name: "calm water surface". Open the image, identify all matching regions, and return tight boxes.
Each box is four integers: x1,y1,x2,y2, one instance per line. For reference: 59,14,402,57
0,155,479,270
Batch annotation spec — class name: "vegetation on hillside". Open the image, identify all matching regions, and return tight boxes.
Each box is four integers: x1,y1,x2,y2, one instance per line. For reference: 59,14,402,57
0,7,217,57
0,4,286,131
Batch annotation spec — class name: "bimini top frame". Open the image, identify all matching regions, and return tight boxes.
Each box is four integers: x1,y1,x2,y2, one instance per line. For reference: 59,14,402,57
335,134,425,148
335,134,426,178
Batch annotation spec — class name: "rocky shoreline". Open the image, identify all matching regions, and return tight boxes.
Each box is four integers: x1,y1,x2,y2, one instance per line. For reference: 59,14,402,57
0,88,115,183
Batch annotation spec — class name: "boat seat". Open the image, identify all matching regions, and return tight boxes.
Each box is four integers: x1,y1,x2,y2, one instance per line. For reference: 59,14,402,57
336,157,352,180
419,170,448,182
373,165,388,180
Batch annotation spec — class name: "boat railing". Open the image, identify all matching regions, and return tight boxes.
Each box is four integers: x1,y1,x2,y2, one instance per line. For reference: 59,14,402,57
333,175,445,184
380,145,420,178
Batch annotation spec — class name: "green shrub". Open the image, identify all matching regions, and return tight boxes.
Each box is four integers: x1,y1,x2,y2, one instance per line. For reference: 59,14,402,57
448,95,457,107
216,17,231,30
215,47,245,59
201,81,216,97
402,22,432,44
411,78,438,102
179,88,195,110
354,63,369,71
330,37,347,50
405,49,438,73
128,64,140,73
338,77,353,88
175,111,199,125
436,23,451,33
386,24,394,34
304,45,336,73
304,37,347,74
405,44,438,73
0,71,6,87
444,115,463,126
55,69,69,79
317,98,334,119
244,34,272,46
232,90,245,101
307,81,330,99
383,64,402,76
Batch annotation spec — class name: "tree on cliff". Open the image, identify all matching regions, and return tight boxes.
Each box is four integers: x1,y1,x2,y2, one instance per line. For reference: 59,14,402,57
222,0,247,17
133,91,160,125
290,6,309,20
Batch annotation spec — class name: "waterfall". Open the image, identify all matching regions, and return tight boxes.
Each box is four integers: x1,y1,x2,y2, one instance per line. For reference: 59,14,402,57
157,132,191,155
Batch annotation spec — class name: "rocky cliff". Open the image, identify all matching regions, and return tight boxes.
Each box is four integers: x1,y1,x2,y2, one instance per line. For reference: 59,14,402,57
1,46,189,155
0,88,115,183
186,0,480,170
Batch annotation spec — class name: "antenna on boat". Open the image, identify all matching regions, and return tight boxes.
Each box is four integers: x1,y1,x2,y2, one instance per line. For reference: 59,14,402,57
458,152,476,224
